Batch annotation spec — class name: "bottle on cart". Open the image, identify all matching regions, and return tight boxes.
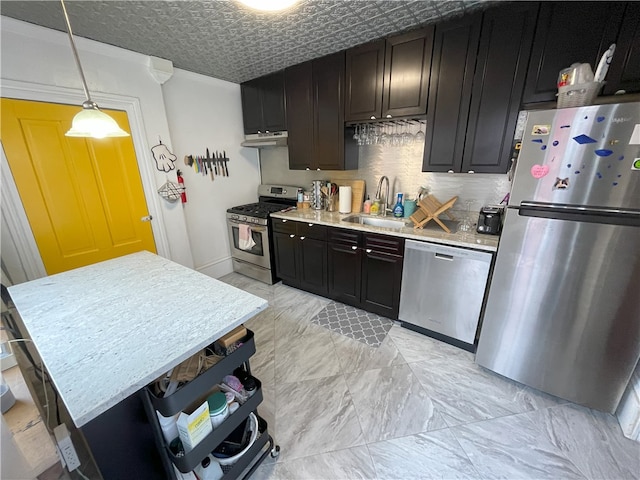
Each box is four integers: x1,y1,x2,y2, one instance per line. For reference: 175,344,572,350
194,455,223,480
392,193,404,218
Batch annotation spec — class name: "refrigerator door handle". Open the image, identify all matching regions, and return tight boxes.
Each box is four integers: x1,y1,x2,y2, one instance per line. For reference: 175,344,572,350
520,201,637,216
518,202,640,227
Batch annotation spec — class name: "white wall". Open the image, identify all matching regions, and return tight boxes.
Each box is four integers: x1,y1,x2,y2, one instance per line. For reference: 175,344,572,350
162,70,261,277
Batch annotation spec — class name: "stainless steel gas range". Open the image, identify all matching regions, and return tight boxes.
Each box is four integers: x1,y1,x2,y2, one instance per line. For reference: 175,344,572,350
226,184,301,284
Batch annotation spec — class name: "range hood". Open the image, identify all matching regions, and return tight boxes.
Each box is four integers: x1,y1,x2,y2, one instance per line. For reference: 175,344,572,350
242,131,288,147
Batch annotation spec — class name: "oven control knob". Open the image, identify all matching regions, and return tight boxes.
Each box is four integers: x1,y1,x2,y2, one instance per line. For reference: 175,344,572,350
241,216,247,222
231,214,239,220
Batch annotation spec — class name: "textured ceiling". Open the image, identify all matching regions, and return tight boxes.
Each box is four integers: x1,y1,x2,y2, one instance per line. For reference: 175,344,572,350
0,0,494,84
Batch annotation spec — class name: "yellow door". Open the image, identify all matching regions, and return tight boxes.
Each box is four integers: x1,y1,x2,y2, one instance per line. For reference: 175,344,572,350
1,98,156,274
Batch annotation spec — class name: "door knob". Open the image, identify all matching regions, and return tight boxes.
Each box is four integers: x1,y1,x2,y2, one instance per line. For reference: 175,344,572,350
141,215,153,222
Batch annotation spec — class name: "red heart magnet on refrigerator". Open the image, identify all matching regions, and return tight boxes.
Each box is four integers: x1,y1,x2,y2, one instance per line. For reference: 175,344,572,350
531,164,550,179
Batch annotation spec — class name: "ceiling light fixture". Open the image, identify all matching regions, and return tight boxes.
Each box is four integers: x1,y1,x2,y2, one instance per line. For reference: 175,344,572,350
60,0,129,138
237,0,300,12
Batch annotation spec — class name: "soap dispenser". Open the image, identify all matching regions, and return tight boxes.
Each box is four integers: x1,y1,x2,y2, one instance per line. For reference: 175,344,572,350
363,195,372,214
392,193,404,218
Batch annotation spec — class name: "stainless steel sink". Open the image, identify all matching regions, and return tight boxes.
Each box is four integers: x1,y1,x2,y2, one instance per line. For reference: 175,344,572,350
342,215,409,230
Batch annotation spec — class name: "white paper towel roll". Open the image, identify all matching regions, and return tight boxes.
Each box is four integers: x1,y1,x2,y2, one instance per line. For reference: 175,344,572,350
339,186,352,213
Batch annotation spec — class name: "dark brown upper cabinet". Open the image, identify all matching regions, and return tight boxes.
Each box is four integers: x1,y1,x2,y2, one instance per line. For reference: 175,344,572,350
423,4,538,174
382,27,434,118
522,2,626,105
345,28,433,121
603,2,640,95
240,70,286,135
285,62,314,170
461,3,538,174
423,14,482,173
285,52,358,171
345,40,385,122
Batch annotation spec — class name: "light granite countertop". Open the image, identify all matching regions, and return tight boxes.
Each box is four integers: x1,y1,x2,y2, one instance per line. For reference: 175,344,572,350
271,209,500,252
7,251,267,427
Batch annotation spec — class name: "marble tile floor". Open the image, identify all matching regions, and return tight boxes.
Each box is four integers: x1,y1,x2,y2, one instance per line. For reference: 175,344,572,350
5,272,638,479
220,272,640,480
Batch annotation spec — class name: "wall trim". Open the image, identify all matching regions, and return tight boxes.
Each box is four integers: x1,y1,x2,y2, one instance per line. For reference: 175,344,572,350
0,79,171,278
195,257,234,279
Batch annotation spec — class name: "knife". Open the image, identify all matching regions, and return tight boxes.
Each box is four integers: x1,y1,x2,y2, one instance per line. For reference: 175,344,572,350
214,151,219,176
223,150,229,177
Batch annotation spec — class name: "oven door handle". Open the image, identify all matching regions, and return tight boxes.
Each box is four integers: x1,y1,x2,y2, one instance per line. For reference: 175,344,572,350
227,220,267,232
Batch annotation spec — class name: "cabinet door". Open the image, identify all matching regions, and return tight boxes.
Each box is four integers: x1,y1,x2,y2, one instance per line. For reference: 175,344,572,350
261,71,287,132
422,14,482,172
327,229,361,306
603,2,640,95
298,237,328,296
382,27,434,118
522,1,626,104
345,40,385,121
285,62,314,170
313,52,349,171
461,3,538,174
361,250,403,320
273,231,298,286
360,234,403,319
240,80,263,135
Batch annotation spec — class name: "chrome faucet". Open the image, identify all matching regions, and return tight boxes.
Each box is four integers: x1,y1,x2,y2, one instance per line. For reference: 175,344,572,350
376,176,390,216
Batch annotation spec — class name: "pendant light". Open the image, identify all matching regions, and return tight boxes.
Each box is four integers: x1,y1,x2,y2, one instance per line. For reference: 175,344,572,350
60,0,129,138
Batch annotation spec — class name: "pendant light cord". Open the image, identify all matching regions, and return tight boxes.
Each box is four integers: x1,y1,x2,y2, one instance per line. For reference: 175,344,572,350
60,0,93,106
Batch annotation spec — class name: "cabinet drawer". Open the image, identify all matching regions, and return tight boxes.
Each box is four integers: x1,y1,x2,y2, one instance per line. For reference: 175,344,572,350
297,222,327,241
329,228,361,246
364,234,404,256
272,218,296,234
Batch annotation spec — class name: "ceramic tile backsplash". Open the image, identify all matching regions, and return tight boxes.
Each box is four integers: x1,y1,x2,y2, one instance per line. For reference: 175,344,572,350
259,143,512,211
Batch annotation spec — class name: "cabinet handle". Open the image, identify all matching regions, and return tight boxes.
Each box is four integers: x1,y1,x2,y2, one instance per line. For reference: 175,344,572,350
266,130,270,133
386,114,392,118
289,234,295,238
316,168,321,171
366,248,372,253
306,168,310,171
300,236,305,240
308,223,314,227
370,116,376,120
282,219,287,223
468,170,475,174
351,245,358,250
258,130,262,134
447,170,454,174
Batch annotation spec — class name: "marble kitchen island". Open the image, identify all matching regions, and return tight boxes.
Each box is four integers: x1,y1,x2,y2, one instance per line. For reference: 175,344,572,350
7,251,268,479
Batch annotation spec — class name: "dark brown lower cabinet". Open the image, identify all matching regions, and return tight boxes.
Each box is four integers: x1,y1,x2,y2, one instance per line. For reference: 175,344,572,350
328,227,404,320
272,220,328,296
273,222,405,320
360,234,404,319
327,229,361,305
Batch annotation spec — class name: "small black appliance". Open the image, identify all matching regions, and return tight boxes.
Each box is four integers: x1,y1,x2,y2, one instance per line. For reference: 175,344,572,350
477,206,503,235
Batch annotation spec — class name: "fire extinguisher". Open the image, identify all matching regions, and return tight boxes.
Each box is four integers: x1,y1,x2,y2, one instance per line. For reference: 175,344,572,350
176,170,187,203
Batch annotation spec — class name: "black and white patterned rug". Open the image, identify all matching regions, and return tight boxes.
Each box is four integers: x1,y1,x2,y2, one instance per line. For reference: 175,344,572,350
311,301,394,347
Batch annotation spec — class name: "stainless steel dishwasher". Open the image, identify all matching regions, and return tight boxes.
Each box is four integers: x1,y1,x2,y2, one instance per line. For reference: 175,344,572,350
398,240,492,351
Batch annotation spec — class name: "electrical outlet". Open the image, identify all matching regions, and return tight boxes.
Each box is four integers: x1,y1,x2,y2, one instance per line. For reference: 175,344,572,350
53,424,80,471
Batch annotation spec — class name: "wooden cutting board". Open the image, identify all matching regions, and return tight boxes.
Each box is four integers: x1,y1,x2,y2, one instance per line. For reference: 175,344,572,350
331,179,365,213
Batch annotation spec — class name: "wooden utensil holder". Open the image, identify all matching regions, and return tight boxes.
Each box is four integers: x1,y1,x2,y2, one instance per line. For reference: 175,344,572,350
409,195,458,232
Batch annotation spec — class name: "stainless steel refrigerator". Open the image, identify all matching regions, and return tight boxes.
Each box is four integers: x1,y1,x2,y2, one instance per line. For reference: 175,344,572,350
476,102,640,413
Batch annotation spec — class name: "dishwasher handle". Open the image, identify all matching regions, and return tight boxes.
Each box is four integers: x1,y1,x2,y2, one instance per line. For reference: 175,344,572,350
404,239,492,263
